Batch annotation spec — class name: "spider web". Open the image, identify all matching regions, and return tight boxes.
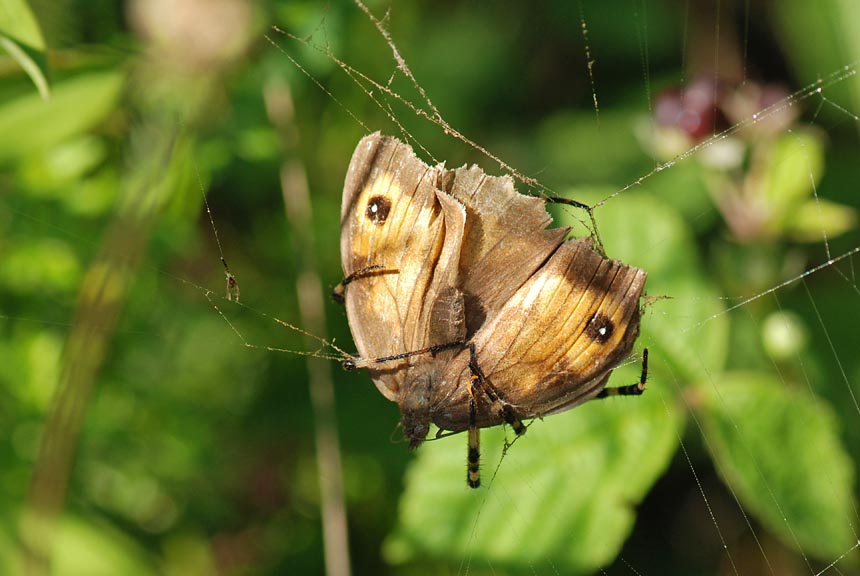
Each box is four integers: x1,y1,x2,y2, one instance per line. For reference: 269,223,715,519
3,0,860,574
252,2,860,575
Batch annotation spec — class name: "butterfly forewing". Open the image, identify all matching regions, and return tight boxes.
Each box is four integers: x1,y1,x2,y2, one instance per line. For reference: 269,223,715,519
341,133,468,400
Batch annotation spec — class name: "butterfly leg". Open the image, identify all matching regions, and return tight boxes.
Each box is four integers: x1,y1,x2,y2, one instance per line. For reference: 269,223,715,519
595,348,648,399
464,342,529,488
342,341,464,371
542,195,590,211
331,264,399,303
542,196,607,255
467,343,526,435
466,391,481,488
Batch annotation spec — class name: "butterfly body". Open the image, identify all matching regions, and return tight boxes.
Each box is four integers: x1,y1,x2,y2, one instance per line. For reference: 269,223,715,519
340,133,646,452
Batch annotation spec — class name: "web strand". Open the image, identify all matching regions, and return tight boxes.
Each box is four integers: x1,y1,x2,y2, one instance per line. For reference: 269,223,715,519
209,4,860,574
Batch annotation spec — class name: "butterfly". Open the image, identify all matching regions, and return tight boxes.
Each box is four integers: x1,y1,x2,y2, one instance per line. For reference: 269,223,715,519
337,132,647,488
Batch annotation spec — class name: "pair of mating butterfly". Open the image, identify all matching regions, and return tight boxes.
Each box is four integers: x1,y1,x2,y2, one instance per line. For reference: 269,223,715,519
336,133,648,488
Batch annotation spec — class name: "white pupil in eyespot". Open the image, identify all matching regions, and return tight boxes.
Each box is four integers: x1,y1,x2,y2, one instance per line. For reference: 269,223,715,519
598,326,607,336
370,203,378,213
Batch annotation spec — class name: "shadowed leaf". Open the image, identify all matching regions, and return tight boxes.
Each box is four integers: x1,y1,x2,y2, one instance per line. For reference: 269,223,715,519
698,373,858,561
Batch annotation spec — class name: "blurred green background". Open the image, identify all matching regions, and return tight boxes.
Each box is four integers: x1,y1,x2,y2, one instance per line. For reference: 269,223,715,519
2,0,860,574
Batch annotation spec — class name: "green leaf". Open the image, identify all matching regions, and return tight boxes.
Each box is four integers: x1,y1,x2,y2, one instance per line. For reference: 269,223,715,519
644,161,719,233
0,0,44,48
0,70,123,163
4,512,156,576
698,373,858,561
0,238,81,295
784,198,857,243
644,276,728,383
773,0,860,124
1,329,62,410
48,514,155,575
762,130,825,227
0,0,50,98
20,135,108,190
385,375,684,573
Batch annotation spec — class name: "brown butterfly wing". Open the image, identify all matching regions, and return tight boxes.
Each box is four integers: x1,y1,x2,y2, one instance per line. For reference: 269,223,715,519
342,134,646,433
341,133,467,401
433,238,646,430
477,238,646,414
443,167,569,335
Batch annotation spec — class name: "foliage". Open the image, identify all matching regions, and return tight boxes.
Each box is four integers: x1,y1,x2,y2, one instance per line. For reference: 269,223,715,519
1,0,859,574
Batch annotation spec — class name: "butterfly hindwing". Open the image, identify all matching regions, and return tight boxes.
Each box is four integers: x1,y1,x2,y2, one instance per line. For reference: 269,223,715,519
434,238,646,430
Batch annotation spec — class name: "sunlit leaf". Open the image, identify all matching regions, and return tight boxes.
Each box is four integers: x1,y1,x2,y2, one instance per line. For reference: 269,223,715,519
52,515,155,575
0,0,44,49
19,136,108,191
698,373,858,561
762,130,825,227
4,513,155,575
0,0,49,98
0,70,123,162
784,198,857,243
0,238,81,294
385,380,684,573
